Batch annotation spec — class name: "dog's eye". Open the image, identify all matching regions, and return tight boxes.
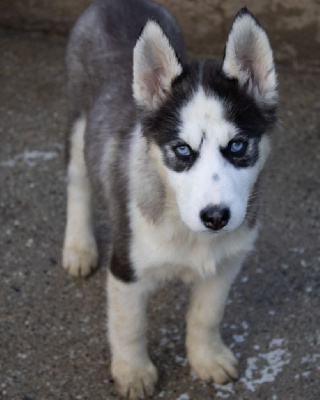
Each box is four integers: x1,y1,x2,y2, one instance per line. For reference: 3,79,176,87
229,140,247,156
230,141,244,153
175,145,191,157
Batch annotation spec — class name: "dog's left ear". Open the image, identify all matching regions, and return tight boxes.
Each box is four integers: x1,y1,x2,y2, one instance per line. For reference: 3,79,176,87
222,8,278,108
133,20,183,109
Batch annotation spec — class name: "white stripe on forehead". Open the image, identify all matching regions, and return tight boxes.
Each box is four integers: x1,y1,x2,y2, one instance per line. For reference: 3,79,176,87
179,88,237,149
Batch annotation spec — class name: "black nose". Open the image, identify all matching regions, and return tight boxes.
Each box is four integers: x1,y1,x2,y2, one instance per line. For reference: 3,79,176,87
200,205,230,231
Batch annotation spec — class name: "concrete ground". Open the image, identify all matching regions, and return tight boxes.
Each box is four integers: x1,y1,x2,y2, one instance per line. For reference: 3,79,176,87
0,29,319,400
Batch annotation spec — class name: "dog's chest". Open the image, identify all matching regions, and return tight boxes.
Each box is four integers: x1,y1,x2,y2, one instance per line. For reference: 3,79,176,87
129,203,256,282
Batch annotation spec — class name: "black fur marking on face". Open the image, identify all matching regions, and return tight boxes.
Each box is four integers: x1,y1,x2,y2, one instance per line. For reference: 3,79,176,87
138,59,276,172
201,58,276,168
139,62,202,172
200,59,277,132
162,140,198,172
221,135,260,168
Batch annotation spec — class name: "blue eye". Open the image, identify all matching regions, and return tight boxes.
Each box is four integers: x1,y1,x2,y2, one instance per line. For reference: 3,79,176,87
175,145,191,156
230,141,246,154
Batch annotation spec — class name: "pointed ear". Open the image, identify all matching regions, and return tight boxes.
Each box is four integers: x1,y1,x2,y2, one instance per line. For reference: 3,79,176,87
133,20,183,109
222,8,278,108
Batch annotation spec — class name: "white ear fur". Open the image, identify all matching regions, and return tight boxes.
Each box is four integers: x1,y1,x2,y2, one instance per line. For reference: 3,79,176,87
133,20,183,109
222,9,278,108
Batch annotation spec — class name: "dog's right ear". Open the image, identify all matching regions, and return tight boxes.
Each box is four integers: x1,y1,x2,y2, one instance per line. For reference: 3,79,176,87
133,21,183,109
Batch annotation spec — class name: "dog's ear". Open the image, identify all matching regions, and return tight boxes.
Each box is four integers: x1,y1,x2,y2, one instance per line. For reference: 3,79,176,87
133,20,183,109
222,8,278,108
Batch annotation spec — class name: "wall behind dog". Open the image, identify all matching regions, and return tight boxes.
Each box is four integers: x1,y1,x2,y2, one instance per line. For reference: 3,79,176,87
0,0,319,68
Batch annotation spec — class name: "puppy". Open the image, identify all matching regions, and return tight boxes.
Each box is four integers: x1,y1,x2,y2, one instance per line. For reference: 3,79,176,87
62,0,278,398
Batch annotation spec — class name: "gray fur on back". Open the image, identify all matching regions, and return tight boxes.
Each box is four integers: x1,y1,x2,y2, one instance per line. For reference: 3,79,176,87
66,0,186,281
66,0,186,120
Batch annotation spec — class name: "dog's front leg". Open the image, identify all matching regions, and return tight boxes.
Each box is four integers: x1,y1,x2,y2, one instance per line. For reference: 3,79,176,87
62,116,98,277
107,271,157,399
186,256,243,384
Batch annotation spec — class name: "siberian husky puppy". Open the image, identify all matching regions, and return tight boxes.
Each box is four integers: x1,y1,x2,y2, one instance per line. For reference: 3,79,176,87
63,0,278,397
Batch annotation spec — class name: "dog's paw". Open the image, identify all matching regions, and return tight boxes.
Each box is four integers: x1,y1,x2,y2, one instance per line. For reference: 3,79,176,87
62,240,98,277
112,358,158,399
188,340,238,384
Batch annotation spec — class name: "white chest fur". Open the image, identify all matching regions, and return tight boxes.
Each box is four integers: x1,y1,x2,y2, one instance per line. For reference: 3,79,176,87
129,201,258,283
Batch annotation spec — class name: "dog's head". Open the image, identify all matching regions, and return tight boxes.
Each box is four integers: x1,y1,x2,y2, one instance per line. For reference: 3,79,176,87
133,8,278,233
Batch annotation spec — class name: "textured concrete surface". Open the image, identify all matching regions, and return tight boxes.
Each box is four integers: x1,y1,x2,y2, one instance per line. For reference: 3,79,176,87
0,30,320,400
0,0,320,68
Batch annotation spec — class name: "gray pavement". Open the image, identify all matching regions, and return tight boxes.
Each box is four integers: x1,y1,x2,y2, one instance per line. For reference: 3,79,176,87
0,30,319,400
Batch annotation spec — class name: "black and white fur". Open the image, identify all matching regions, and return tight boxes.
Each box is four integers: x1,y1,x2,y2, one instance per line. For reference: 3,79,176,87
62,0,278,398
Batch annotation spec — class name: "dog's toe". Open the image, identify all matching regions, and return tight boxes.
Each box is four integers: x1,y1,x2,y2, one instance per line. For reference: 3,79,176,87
188,340,238,384
198,352,238,384
112,359,158,399
62,242,98,277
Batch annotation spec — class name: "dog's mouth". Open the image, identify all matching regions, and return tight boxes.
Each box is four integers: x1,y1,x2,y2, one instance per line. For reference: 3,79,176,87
202,227,229,236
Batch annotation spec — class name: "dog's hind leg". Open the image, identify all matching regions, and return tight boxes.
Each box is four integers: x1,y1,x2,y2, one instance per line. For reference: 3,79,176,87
62,115,98,277
186,256,243,384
